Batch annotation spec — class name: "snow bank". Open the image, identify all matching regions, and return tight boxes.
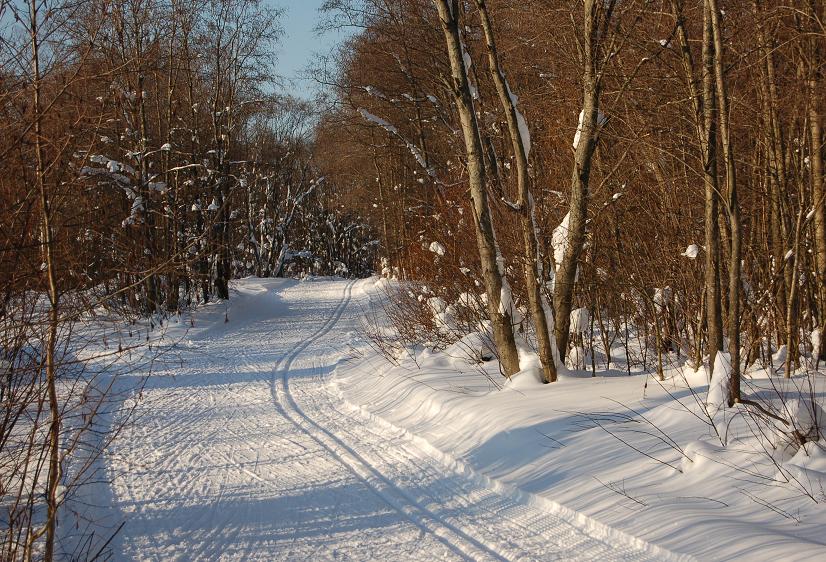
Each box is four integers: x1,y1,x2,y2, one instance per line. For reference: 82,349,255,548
333,285,826,560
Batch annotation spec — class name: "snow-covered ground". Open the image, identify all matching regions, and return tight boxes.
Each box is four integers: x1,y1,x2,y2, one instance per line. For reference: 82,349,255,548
335,281,826,562
98,277,826,560
97,277,680,560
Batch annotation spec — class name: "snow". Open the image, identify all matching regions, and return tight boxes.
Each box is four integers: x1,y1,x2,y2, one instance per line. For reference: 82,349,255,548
90,154,136,175
460,42,479,100
363,85,388,100
506,81,531,157
358,108,434,177
83,278,826,561
768,398,825,458
573,110,585,149
773,344,788,364
706,351,732,416
572,109,609,150
654,286,672,311
681,244,699,259
494,253,523,327
358,108,398,134
498,277,523,326
570,307,590,334
330,281,826,561
552,212,571,268
462,47,472,71
121,196,144,226
93,279,672,560
428,241,446,256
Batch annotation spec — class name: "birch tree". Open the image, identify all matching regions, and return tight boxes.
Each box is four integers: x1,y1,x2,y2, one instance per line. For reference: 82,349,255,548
553,0,615,360
433,0,520,376
473,0,558,382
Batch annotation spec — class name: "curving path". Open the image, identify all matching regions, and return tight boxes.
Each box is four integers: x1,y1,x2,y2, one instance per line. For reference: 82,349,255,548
104,278,675,561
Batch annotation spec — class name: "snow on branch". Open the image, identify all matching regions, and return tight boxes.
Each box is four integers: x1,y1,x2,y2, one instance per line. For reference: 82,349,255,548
505,81,530,158
362,85,388,100
358,108,437,179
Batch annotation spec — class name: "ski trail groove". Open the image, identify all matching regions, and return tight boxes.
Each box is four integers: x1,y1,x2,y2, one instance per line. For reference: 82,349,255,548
105,278,687,560
272,281,679,561
270,282,510,561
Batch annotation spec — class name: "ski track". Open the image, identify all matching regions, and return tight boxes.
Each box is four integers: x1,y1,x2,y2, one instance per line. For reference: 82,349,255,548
105,278,675,561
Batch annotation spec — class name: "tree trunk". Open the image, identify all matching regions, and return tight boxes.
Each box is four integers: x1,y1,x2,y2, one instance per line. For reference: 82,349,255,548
785,209,805,378
701,4,725,373
808,10,826,360
707,0,741,403
474,0,558,383
29,1,61,556
137,64,159,313
554,0,602,361
434,0,520,376
752,0,789,345
675,0,724,375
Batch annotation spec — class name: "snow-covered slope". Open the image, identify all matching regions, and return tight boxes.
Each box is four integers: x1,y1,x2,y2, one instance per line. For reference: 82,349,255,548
102,277,688,560
333,281,826,562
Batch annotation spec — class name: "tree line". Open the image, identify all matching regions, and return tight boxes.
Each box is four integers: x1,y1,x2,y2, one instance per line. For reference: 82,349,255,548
1,0,375,557
2,0,825,556
316,0,826,398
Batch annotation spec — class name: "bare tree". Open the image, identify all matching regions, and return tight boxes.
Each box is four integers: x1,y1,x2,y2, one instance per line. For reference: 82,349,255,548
473,0,558,382
26,0,61,554
433,0,520,376
553,0,616,360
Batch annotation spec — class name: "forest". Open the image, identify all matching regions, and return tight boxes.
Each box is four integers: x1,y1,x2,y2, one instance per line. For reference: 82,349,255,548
316,0,826,391
2,0,826,559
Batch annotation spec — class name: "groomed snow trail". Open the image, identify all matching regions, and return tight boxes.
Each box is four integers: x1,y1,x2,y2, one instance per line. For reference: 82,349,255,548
106,279,672,561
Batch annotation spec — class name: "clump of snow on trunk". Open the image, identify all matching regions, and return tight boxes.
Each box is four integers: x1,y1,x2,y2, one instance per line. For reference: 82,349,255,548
706,352,732,416
566,308,590,368
653,286,672,312
772,345,787,365
569,307,590,336
495,254,523,327
681,244,699,259
460,41,479,100
572,109,608,150
811,329,822,366
505,82,530,158
551,212,570,270
566,345,588,370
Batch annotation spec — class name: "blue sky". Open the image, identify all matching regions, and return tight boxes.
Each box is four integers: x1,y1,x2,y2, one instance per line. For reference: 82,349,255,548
274,1,352,99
